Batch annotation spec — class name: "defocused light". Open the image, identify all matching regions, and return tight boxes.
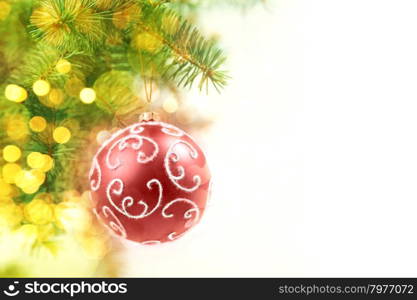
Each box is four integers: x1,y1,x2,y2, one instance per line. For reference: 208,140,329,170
79,88,96,104
3,145,21,162
24,199,54,225
33,80,51,96
27,152,46,169
53,126,71,144
30,169,46,185
48,88,64,106
2,163,21,184
39,154,54,172
29,116,47,132
14,169,43,193
96,130,111,145
21,184,40,194
0,203,23,228
7,118,28,140
0,178,12,196
5,84,27,102
55,59,71,74
162,97,178,113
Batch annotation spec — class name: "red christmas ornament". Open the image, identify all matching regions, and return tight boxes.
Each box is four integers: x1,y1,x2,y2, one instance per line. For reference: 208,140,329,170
89,119,211,245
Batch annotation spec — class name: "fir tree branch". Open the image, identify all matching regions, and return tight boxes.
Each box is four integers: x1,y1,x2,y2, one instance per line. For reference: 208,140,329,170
132,2,229,91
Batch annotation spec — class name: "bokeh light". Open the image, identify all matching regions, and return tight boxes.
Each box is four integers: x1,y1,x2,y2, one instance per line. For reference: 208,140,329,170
79,88,96,104
2,145,21,163
53,127,71,144
55,59,71,74
5,84,27,103
29,116,47,132
32,80,51,96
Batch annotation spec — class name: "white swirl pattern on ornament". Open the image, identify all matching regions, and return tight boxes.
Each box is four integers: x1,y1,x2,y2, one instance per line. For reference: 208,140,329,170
161,126,184,137
89,157,101,191
168,231,187,241
141,240,162,245
164,140,201,192
105,134,159,169
129,124,145,134
94,206,127,238
107,178,163,219
162,198,200,223
162,198,200,240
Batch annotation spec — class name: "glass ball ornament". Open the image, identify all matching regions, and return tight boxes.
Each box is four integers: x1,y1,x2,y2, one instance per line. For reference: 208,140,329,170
89,114,212,245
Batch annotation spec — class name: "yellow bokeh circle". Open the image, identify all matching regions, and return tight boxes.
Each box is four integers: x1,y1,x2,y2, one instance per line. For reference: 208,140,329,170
53,127,71,144
162,97,179,114
33,80,51,96
0,203,23,228
27,152,46,169
5,84,27,102
79,88,96,104
2,163,21,184
24,199,54,225
39,154,54,172
3,145,21,162
55,59,71,74
29,116,47,132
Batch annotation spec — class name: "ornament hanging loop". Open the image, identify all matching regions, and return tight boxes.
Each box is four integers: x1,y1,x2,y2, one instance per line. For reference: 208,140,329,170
139,112,161,122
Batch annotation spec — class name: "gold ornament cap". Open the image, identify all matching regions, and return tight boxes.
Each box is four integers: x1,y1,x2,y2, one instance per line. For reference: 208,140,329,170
139,112,161,122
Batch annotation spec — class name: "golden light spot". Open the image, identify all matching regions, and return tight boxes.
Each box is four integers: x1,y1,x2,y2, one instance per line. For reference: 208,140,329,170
2,163,21,184
33,80,51,96
48,88,64,106
31,169,46,186
39,154,54,172
7,118,28,141
162,97,179,113
29,116,47,132
0,203,23,228
14,169,43,192
3,145,21,162
53,126,71,144
21,184,40,194
55,58,71,74
5,84,27,102
24,199,54,225
133,32,163,53
0,178,12,196
96,130,111,145
79,87,96,104
27,152,46,169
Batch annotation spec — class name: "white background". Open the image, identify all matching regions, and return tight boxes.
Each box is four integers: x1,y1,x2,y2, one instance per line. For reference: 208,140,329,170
121,0,417,276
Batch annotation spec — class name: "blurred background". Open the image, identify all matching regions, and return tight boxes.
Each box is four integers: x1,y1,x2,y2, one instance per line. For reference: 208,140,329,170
122,0,417,277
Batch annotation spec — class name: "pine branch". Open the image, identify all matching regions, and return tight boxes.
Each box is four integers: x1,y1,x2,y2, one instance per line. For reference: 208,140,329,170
28,0,111,52
8,45,92,91
131,2,229,92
